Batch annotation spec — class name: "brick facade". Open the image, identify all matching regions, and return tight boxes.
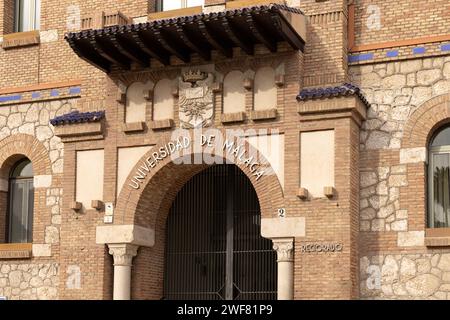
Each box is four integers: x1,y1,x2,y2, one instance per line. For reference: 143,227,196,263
0,0,449,300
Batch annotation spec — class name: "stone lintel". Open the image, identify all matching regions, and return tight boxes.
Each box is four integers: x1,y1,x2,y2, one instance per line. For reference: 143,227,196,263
261,217,305,239
400,147,427,164
96,225,155,247
397,231,425,247
34,175,52,188
32,244,52,257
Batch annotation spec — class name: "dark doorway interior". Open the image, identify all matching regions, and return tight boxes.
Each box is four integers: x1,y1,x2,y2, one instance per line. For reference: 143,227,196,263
164,165,277,300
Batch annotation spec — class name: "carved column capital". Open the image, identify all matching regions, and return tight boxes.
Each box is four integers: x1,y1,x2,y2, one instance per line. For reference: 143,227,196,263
108,243,139,266
272,238,294,262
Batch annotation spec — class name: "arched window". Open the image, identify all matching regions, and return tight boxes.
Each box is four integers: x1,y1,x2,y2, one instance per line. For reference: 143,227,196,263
8,158,34,243
428,126,450,228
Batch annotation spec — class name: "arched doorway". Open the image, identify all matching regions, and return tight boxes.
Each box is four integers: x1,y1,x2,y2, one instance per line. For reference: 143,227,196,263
163,164,277,300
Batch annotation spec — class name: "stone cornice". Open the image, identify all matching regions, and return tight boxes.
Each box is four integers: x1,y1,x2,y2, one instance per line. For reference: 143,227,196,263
297,95,367,125
96,225,155,247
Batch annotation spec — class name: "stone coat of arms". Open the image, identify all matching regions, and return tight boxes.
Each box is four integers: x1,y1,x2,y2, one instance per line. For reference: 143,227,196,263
179,70,215,129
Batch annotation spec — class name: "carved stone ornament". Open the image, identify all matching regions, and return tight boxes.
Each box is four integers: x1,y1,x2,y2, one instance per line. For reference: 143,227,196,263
272,238,294,262
178,70,215,129
108,244,139,266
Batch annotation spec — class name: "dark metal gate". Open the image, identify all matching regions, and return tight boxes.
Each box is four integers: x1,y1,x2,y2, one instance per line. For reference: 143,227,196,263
164,165,277,300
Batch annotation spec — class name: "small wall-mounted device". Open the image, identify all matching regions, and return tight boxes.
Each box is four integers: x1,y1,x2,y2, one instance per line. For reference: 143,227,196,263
103,202,114,224
105,202,114,216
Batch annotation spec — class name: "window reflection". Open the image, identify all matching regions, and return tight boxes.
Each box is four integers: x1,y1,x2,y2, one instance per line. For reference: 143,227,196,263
156,0,204,12
429,126,450,228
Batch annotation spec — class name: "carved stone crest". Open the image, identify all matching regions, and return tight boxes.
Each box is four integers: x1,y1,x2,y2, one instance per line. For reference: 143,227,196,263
179,70,215,129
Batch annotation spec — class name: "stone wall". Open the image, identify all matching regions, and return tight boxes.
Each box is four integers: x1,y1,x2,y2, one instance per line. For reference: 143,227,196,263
353,57,450,236
360,253,450,299
354,55,450,299
0,98,76,300
0,263,59,300
0,99,74,173
350,56,450,150
360,165,408,232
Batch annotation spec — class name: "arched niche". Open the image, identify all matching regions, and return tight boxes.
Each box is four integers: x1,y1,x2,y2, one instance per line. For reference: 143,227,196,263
254,67,277,111
126,81,153,123
223,71,246,114
153,79,174,121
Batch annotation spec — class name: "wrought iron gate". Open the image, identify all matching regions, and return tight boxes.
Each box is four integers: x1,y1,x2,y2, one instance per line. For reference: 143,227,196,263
164,165,277,300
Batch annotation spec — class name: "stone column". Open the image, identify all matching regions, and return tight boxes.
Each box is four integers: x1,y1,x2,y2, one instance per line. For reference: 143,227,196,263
108,243,139,300
272,238,294,300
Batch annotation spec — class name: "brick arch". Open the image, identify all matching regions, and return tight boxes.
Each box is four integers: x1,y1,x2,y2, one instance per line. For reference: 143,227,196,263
402,93,450,148
117,132,285,299
115,133,285,229
0,133,52,178
0,134,52,243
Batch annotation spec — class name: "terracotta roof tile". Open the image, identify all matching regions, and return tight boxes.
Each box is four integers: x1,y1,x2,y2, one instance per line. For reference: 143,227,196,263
50,110,105,126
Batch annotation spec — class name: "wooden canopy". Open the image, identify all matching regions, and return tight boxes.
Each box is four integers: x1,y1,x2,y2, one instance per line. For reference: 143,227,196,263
65,4,306,73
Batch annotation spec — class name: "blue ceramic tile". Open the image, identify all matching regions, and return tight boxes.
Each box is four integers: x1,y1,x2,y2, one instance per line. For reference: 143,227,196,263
413,47,426,54
386,50,399,58
0,95,21,102
31,92,41,99
69,87,81,95
441,44,450,51
348,53,374,63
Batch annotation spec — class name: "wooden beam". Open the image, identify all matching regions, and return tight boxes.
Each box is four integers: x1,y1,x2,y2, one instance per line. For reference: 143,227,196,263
153,27,190,63
247,13,277,52
109,34,150,67
273,16,305,51
91,37,131,69
197,19,233,58
221,16,254,55
67,39,111,73
177,25,211,61
132,31,170,65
